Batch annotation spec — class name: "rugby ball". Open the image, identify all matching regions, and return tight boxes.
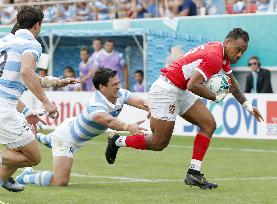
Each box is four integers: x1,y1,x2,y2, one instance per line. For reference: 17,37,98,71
205,74,231,95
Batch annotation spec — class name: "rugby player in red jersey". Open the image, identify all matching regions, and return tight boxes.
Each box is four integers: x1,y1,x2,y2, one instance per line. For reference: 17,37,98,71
105,28,264,189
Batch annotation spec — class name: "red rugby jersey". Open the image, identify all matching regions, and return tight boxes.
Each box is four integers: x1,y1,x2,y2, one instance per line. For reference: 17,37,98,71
161,42,232,90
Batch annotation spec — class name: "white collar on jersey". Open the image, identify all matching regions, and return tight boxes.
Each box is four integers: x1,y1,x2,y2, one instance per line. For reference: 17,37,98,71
15,29,35,40
221,42,227,65
96,90,121,109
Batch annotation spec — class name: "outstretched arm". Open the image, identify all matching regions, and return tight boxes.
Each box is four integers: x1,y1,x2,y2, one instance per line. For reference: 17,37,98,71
227,73,264,122
127,95,149,111
93,112,147,135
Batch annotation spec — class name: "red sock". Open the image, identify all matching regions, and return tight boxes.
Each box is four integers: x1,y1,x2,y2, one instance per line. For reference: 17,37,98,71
125,134,147,150
192,133,210,161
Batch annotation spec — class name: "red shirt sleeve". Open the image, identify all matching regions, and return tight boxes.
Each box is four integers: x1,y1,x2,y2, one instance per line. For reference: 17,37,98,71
196,53,222,81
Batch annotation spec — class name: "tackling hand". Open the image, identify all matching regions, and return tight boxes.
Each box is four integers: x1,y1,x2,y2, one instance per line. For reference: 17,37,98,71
56,78,80,88
127,120,148,135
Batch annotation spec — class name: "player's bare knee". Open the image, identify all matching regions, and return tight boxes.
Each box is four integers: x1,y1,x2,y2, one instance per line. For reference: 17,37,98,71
202,119,216,136
151,140,169,151
29,155,41,166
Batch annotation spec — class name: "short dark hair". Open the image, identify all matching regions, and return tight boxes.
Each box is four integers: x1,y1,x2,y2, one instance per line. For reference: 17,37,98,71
80,47,89,54
93,38,102,43
225,28,249,42
93,68,117,90
11,22,20,34
105,39,115,44
134,69,144,77
17,6,44,29
64,66,75,73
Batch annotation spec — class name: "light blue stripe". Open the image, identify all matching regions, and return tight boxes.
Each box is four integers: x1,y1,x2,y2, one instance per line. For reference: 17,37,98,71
41,172,53,186
0,90,18,100
0,79,27,94
95,91,105,104
29,175,36,184
4,61,21,72
80,111,107,130
22,107,29,114
70,122,87,142
5,42,41,56
76,118,98,139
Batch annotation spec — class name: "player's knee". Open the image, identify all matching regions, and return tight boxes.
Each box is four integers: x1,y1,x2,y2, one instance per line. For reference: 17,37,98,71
151,140,169,151
29,155,41,166
202,119,216,136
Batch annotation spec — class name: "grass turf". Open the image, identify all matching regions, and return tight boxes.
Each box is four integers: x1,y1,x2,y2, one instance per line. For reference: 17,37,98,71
1,132,277,204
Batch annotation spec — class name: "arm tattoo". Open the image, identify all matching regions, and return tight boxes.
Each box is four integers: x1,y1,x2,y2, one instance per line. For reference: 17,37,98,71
228,73,247,105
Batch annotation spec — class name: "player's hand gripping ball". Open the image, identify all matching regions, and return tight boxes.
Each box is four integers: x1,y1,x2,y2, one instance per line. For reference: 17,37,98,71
205,74,231,96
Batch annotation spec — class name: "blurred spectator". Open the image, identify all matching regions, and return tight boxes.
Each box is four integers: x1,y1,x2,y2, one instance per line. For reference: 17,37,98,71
90,38,103,67
201,0,226,15
133,69,144,92
42,5,56,23
95,39,129,89
115,0,132,18
63,66,81,91
233,0,245,13
256,0,270,12
37,68,48,78
79,47,95,91
76,2,93,21
245,56,273,93
159,0,180,17
94,0,110,20
56,3,77,22
0,0,17,25
165,45,184,66
179,0,197,16
268,0,277,11
147,0,159,17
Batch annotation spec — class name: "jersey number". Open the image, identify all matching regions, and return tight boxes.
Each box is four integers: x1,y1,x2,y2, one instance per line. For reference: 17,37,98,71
0,51,7,77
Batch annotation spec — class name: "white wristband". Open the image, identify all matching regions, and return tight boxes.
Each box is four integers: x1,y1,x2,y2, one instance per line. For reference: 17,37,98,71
21,107,30,117
41,76,59,88
242,101,254,113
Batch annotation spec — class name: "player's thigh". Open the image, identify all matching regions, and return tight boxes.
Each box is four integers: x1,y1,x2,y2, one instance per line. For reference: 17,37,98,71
180,99,216,136
149,116,175,144
51,156,73,186
148,80,178,148
15,138,41,165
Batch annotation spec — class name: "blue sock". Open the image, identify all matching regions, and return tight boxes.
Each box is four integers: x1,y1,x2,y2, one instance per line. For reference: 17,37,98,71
23,171,53,186
0,179,4,186
37,133,52,148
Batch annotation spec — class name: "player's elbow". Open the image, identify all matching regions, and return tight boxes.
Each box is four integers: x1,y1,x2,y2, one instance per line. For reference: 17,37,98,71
187,82,196,93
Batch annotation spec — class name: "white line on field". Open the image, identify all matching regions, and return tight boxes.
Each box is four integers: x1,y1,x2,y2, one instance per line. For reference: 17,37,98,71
88,141,277,153
28,169,277,184
0,201,9,204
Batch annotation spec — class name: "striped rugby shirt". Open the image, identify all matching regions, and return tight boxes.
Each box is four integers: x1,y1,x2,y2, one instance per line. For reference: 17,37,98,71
69,88,131,143
0,29,42,105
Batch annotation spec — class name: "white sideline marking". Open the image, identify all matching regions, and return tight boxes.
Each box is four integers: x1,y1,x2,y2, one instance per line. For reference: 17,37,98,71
28,169,277,184
89,141,277,154
0,201,9,204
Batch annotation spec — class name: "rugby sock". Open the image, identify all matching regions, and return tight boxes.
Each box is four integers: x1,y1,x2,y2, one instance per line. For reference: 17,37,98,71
189,133,210,172
23,171,53,186
37,133,52,148
115,135,147,150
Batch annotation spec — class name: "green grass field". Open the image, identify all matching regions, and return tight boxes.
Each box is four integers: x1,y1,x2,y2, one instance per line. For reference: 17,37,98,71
1,132,277,204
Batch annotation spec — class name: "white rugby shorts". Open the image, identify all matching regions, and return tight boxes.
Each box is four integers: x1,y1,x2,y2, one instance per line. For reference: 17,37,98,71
0,103,35,149
50,118,84,158
148,76,198,121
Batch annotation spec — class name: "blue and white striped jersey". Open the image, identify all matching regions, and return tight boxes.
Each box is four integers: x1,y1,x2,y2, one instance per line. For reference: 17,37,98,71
69,89,131,143
0,29,42,105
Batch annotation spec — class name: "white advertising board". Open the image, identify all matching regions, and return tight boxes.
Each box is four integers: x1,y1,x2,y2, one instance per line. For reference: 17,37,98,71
20,91,277,139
